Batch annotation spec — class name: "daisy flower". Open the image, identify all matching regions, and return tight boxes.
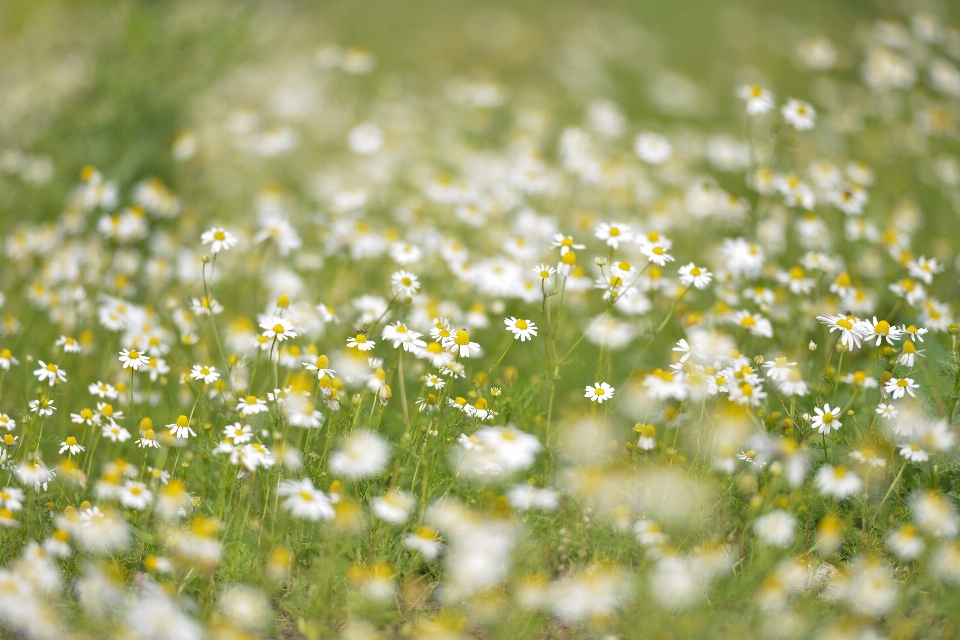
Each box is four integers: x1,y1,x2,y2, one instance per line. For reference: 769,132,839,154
737,84,774,115
278,478,335,521
102,423,131,443
640,242,675,266
29,398,55,416
811,404,842,434
200,227,238,253
449,329,480,358
70,407,98,426
504,317,538,341
260,317,297,342
876,403,898,419
56,336,82,353
585,382,615,403
634,132,672,164
815,464,862,499
900,443,930,463
167,415,197,439
533,263,557,282
34,361,66,386
59,437,85,455
404,526,444,560
816,314,866,351
855,317,903,346
89,381,119,399
594,222,632,250
0,348,18,370
190,364,219,384
762,357,796,381
782,98,816,130
677,263,712,289
223,422,253,444
550,235,584,255
897,340,924,367
347,332,376,351
391,270,421,296
137,429,161,448
119,348,149,370
884,377,919,399
237,395,269,416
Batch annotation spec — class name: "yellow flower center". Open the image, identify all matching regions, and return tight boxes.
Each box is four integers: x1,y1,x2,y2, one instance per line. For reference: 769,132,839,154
515,319,528,330
214,231,226,241
454,330,470,346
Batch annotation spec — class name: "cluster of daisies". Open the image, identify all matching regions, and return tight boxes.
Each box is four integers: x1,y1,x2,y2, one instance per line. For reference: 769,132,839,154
3,6,960,640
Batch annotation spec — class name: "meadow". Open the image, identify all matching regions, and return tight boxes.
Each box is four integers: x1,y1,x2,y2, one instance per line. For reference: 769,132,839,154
1,1,960,638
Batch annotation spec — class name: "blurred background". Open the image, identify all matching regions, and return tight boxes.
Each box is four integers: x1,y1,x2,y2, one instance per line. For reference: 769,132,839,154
1,0,950,228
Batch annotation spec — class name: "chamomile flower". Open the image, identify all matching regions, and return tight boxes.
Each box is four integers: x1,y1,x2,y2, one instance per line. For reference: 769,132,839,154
167,415,197,439
594,222,632,250
504,317,538,341
423,374,445,389
884,377,919,399
102,422,131,443
190,364,220,384
71,407,98,426
278,478,335,521
811,404,842,433
449,329,480,358
782,98,816,130
56,335,82,353
89,381,119,399
119,348,149,370
897,340,924,367
585,382,615,403
201,227,238,253
391,270,421,297
29,398,56,416
382,322,426,352
533,263,557,282
737,84,774,114
223,423,253,444
634,132,672,164
237,395,269,416
0,348,17,370
59,437,85,455
677,263,712,289
260,317,297,342
34,361,66,386
137,429,161,448
762,357,796,381
900,443,930,463
856,317,903,346
550,235,584,255
815,464,862,499
347,332,376,351
817,314,866,351
876,403,898,419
